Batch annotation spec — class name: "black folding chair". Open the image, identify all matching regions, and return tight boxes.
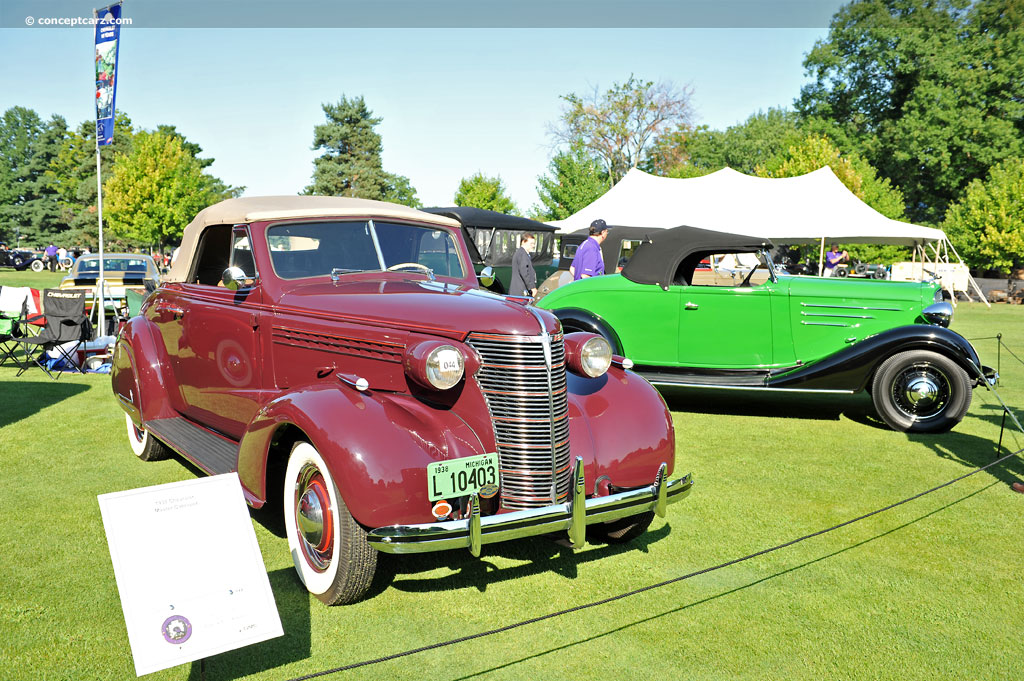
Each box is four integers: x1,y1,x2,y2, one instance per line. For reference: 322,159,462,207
16,289,93,379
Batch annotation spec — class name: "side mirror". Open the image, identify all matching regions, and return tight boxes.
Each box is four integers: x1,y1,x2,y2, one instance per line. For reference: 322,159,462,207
478,266,495,288
221,266,247,291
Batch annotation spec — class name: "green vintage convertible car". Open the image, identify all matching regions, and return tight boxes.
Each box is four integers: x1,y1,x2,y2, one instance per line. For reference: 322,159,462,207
537,225,995,434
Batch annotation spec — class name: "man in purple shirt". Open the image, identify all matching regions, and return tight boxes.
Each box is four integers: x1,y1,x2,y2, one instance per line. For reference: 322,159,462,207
570,219,610,280
44,243,58,272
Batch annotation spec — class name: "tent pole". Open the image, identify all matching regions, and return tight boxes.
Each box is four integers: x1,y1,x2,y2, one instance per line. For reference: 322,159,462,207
818,237,825,276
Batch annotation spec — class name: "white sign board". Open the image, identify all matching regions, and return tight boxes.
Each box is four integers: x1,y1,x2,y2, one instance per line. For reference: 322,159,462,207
98,473,283,676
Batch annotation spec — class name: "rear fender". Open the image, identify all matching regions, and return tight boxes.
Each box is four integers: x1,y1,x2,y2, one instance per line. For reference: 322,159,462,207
111,316,181,425
770,325,983,392
238,384,487,528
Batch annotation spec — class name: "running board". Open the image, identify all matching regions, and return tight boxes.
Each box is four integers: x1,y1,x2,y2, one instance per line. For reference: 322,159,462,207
641,376,855,394
146,417,239,476
637,369,767,387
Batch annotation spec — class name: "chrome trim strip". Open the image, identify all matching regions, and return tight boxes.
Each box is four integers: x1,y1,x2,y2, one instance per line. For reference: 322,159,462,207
800,303,902,311
367,470,693,554
800,321,849,327
800,312,874,319
648,381,855,394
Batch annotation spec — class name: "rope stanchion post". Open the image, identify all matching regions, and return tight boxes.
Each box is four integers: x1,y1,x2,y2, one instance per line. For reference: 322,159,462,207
997,332,1001,385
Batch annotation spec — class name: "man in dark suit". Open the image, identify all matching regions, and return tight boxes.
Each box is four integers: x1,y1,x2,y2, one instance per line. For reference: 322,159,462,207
509,233,537,298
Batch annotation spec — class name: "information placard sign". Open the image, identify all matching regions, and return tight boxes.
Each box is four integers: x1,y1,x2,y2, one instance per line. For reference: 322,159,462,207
98,473,283,676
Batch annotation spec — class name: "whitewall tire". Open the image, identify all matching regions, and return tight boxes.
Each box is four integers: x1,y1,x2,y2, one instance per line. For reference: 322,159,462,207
283,442,376,605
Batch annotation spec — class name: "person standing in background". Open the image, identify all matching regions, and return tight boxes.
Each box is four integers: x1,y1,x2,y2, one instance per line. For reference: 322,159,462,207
44,243,58,271
570,219,610,280
509,233,538,298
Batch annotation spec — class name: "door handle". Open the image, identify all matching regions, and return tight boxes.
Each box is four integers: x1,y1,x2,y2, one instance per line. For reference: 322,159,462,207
685,302,699,310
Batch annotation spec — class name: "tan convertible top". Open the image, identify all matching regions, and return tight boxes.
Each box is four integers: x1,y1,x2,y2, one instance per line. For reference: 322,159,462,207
167,196,461,283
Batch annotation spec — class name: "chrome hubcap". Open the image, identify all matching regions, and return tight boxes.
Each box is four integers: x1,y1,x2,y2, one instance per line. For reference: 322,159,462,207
904,376,939,408
294,464,333,572
298,488,325,549
891,363,950,421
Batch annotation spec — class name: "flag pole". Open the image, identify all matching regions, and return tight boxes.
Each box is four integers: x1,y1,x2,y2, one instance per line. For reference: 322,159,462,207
95,124,106,340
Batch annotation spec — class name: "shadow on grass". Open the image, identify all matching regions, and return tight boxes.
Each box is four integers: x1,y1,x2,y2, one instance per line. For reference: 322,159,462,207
0,378,90,428
376,523,671,598
185,568,311,681
906,406,1024,489
450,482,997,680
661,386,875,424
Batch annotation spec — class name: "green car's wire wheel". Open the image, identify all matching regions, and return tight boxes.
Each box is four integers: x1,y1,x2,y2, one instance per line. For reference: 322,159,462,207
871,350,972,434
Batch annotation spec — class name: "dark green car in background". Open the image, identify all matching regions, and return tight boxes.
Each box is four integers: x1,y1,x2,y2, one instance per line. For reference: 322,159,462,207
537,225,996,434
424,207,558,294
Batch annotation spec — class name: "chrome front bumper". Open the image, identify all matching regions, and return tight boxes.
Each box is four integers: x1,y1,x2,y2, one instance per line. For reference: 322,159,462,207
367,457,693,555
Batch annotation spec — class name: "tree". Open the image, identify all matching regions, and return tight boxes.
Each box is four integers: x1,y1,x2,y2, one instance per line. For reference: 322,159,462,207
0,110,70,246
104,130,240,249
943,157,1024,279
533,145,611,221
755,133,910,264
45,112,137,247
797,0,1024,223
651,108,804,177
551,75,694,183
305,95,419,207
453,173,517,214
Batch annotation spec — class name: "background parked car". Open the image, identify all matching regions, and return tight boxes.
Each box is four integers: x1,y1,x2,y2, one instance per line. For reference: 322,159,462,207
423,207,558,294
0,245,45,272
537,224,995,434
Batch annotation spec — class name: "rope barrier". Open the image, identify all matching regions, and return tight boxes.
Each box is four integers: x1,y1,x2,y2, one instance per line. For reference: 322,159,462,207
284,443,1024,681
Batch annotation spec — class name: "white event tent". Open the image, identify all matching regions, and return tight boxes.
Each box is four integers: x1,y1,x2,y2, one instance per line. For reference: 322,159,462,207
550,167,985,302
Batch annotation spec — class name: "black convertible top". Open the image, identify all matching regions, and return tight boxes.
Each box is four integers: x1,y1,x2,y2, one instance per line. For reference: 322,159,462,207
621,225,772,287
423,207,556,233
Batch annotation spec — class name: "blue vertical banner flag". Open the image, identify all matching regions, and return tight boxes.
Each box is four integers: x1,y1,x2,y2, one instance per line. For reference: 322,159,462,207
94,3,122,146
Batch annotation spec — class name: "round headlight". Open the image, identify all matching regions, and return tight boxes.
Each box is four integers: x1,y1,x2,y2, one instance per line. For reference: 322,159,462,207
425,344,465,389
580,336,612,378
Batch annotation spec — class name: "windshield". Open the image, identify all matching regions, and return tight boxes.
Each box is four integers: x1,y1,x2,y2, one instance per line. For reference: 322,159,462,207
75,257,152,275
267,220,466,280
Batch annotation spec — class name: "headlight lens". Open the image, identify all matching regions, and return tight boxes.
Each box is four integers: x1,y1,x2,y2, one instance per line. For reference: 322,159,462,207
425,345,465,389
579,336,612,378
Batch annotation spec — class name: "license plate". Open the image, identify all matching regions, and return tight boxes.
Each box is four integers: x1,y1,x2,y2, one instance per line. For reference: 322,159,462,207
427,453,499,501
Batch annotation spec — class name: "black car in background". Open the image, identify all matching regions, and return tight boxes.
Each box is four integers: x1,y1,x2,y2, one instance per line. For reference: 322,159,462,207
0,245,44,271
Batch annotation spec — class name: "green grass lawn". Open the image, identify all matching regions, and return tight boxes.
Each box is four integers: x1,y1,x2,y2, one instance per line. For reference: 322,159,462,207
1,292,1022,681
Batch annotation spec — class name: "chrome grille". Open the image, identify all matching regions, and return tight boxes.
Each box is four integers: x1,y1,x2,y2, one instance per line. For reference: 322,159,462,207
467,332,571,510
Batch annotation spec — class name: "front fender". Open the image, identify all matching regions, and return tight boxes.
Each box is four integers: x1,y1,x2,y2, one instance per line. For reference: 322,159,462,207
566,366,676,493
238,384,487,528
770,325,983,392
551,308,623,354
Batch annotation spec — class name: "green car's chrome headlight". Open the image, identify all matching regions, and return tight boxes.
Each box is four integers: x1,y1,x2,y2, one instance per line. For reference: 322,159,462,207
922,301,953,327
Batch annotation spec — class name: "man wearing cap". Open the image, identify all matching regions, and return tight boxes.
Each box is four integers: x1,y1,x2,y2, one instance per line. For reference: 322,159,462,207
570,219,610,281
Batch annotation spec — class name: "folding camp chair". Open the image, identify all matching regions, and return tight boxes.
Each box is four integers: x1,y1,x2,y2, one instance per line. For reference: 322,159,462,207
0,286,33,370
16,289,92,380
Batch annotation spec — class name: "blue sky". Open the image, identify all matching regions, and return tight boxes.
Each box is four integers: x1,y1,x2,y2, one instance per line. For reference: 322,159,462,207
1,23,840,212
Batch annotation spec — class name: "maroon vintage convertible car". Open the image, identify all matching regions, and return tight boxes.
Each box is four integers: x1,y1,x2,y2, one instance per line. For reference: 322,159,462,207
112,196,692,604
